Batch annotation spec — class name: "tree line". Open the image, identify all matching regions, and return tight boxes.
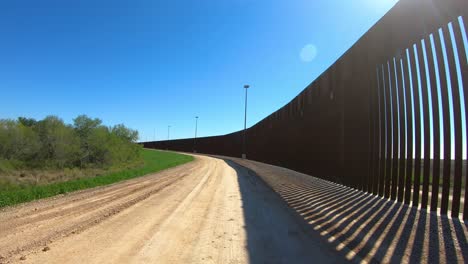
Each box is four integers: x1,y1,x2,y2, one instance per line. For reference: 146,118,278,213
0,115,141,170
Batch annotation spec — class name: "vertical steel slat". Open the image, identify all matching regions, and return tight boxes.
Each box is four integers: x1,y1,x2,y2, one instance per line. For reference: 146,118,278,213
403,51,414,205
410,46,422,207
379,65,387,197
391,58,400,200
444,23,463,218
418,39,432,209
434,29,452,215
368,76,375,194
369,69,380,194
374,68,382,195
397,58,407,202
426,34,442,213
385,62,393,198
453,17,468,220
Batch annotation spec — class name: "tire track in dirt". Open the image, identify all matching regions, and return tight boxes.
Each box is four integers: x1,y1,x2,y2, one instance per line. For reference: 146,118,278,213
1,154,345,264
0,158,204,263
0,163,200,222
0,170,195,234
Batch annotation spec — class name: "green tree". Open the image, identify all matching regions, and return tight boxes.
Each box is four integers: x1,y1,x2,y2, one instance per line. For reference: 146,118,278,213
0,119,40,161
18,117,37,127
88,126,112,166
73,115,102,167
111,124,139,142
0,115,141,171
73,115,102,140
35,116,80,167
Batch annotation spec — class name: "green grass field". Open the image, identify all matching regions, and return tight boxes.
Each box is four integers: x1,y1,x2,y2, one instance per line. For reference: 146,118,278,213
0,149,193,208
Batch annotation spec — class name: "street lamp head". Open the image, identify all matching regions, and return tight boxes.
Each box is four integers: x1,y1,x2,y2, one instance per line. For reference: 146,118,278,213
244,84,250,89
195,116,198,119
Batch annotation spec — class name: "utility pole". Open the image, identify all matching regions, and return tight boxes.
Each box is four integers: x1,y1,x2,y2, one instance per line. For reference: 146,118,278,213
242,84,250,159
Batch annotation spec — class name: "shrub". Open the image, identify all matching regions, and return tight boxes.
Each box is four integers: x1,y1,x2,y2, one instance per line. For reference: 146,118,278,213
0,115,141,171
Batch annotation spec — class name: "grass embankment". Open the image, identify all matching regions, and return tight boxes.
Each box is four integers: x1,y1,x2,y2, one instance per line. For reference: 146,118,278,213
0,149,193,208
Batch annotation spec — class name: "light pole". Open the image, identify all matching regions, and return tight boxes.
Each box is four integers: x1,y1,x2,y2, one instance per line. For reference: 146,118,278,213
193,116,198,153
242,84,249,159
167,125,171,140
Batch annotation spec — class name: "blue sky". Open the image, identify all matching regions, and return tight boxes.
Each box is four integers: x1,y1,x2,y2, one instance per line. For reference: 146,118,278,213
0,0,398,141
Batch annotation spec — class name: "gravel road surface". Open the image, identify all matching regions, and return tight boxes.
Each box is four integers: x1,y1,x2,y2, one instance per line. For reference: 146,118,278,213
0,154,344,264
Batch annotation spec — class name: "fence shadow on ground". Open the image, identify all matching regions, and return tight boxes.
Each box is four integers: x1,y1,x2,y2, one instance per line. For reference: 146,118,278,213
223,159,350,264
225,157,468,264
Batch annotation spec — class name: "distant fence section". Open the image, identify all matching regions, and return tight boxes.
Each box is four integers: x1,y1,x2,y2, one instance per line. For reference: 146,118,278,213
143,0,468,220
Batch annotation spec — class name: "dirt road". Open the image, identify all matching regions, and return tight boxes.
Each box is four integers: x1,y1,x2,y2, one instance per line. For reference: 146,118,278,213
0,155,343,264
